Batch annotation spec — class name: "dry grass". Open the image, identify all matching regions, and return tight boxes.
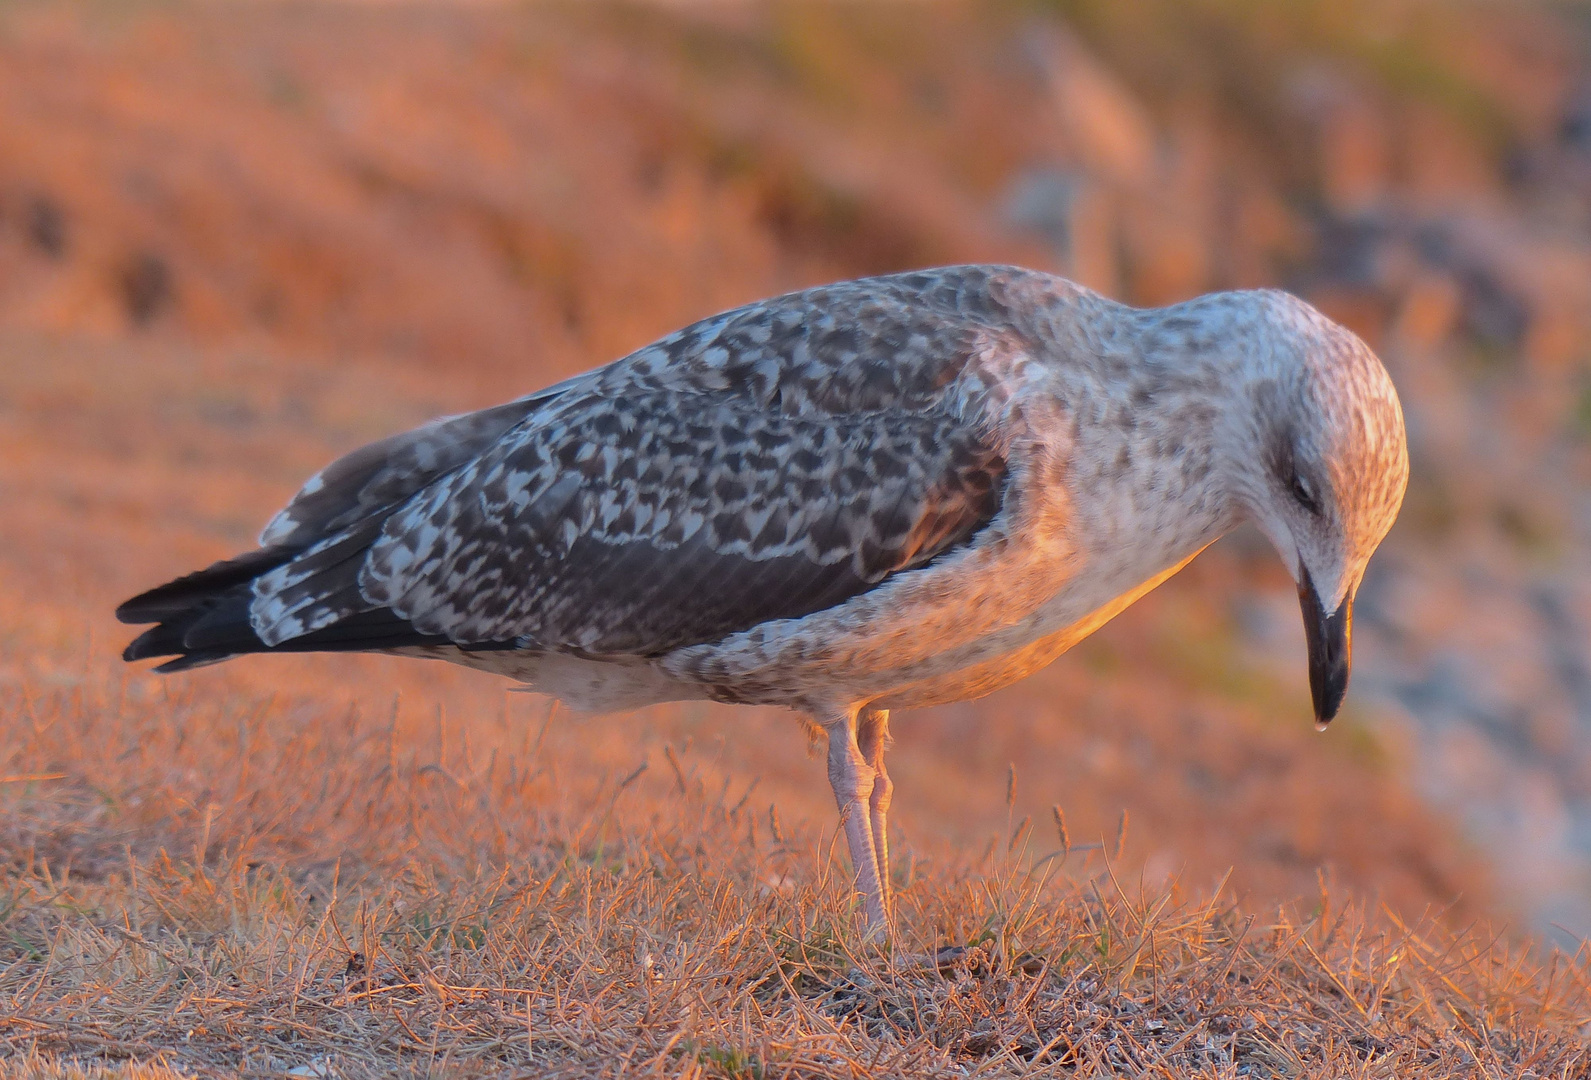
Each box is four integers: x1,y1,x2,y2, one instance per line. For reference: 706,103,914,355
2,668,1590,1078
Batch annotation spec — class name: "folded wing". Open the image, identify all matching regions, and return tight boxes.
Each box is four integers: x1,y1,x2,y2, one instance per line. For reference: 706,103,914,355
118,269,1019,670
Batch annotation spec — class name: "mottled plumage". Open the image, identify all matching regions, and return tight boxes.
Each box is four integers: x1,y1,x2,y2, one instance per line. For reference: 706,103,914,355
118,264,1410,933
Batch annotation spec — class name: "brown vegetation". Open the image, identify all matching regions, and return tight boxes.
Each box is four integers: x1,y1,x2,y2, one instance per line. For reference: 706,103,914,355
1,668,1585,1076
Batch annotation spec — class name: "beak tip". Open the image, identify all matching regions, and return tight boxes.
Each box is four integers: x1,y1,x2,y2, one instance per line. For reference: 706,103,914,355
1311,670,1350,730
1299,569,1352,733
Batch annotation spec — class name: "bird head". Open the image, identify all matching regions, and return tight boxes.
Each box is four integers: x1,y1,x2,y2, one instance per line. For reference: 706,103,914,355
1227,293,1409,729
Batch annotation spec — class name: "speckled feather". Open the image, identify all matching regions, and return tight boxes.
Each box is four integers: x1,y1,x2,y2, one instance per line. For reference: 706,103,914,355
249,267,1024,656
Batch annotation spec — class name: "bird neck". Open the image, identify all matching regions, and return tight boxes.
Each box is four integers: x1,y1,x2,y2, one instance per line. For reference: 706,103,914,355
1016,278,1286,560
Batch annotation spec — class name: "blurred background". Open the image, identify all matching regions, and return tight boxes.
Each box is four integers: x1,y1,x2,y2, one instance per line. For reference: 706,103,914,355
2,0,1590,946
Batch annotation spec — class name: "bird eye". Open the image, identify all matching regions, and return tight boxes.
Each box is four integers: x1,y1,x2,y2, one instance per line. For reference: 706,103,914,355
1290,472,1321,515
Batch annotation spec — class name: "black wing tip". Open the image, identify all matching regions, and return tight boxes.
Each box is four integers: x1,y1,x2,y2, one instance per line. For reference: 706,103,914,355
121,617,193,660
120,588,460,672
115,595,166,625
120,616,229,669
116,587,172,625
152,652,237,674
118,553,266,668
122,636,162,663
116,546,297,626
119,586,264,669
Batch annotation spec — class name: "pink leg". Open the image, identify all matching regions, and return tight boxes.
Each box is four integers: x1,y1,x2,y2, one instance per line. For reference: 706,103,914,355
856,706,893,916
822,707,888,934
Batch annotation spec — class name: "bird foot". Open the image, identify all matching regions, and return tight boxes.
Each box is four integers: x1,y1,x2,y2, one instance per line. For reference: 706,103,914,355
888,943,1046,977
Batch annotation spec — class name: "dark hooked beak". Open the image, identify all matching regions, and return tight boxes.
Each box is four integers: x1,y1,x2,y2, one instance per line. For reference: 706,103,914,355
1298,568,1352,728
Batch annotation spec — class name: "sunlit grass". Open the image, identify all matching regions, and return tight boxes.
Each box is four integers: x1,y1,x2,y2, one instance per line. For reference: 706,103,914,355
3,665,1587,1076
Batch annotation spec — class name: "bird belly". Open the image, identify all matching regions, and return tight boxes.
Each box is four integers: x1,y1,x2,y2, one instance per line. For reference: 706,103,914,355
868,551,1199,709
663,506,1206,713
387,646,710,714
389,545,1198,717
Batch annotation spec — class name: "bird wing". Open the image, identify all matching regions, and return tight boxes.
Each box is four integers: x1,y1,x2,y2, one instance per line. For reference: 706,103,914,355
256,375,590,548
112,380,581,628
337,389,1006,654
122,266,1027,665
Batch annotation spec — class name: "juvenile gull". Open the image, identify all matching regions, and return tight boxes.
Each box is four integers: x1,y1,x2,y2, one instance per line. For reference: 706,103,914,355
118,265,1409,932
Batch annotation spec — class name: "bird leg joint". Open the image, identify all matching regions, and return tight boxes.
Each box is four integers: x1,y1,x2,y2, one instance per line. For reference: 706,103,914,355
826,738,877,809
